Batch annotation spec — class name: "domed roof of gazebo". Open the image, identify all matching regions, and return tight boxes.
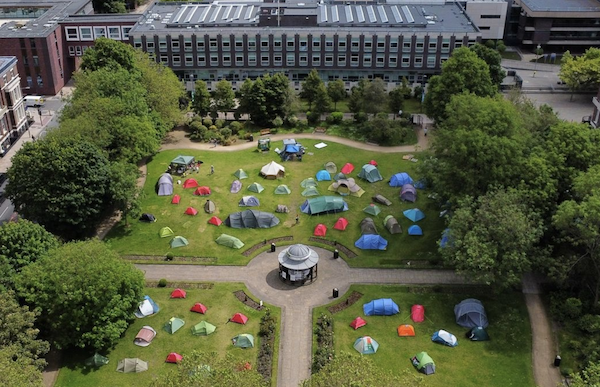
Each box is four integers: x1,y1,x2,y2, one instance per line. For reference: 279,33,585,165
278,244,319,270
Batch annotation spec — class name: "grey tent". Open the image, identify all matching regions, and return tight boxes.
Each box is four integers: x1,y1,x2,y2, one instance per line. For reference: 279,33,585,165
204,200,216,214
225,209,280,229
333,172,347,181
276,204,289,213
358,164,383,183
216,234,244,249
85,353,109,367
157,173,174,196
230,180,242,193
300,178,318,188
302,187,320,197
275,184,291,194
116,358,148,373
372,194,392,206
324,161,337,174
234,169,248,179
400,184,417,202
454,299,489,328
239,196,260,207
384,215,402,234
360,217,379,235
139,213,156,222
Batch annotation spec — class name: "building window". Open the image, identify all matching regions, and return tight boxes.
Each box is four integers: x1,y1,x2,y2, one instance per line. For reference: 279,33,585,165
134,39,142,49
416,40,424,52
197,40,205,51
351,39,360,52
455,41,463,49
210,55,219,66
235,39,243,50
312,55,321,66
364,40,372,52
274,39,282,51
415,56,423,67
122,27,132,39
248,38,256,51
337,55,346,66
108,27,120,40
173,55,181,66
299,39,308,51
65,27,78,40
441,41,450,53
481,14,501,19
287,53,295,66
390,39,398,52
184,39,193,51
32,56,39,66
172,40,180,52
389,56,397,67
36,75,43,86
209,38,218,51
198,56,206,66
223,55,231,66
401,57,410,67
159,40,167,52
274,55,282,66
312,37,321,50
185,54,194,66
403,41,411,52
325,55,333,66
428,41,437,51
363,55,372,67
248,53,256,65
376,55,385,67
261,55,269,66
325,38,333,51
222,39,230,50
287,38,295,49
68,46,75,56
160,54,169,64
338,40,346,50
262,39,270,49
377,39,385,52
300,55,308,66
236,55,244,65
427,56,436,68
351,54,359,67
80,27,93,41
93,27,106,39
146,41,155,52
479,27,491,30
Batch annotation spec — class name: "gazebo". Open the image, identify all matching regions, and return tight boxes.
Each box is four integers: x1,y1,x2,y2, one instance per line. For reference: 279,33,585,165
278,244,319,285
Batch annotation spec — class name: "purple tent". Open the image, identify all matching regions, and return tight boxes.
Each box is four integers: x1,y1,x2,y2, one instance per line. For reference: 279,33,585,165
230,180,242,194
400,184,417,202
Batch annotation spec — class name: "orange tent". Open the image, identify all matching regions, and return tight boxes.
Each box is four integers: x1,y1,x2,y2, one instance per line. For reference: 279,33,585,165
170,288,187,298
182,178,198,189
350,316,367,330
230,312,248,324
190,302,207,314
165,352,183,363
185,207,198,216
411,304,425,323
397,324,415,337
194,186,211,196
333,217,349,231
208,216,223,226
314,224,327,236
171,194,181,204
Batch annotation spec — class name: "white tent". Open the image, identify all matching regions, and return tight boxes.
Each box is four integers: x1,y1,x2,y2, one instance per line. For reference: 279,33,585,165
260,161,285,179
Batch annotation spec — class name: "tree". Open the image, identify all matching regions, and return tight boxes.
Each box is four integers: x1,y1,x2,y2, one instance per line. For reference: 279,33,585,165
0,346,43,387
362,78,388,116
0,220,59,288
212,80,236,117
0,291,49,369
149,351,267,387
311,83,332,117
109,161,142,226
80,37,136,73
424,47,497,123
301,351,425,386
16,239,144,350
238,74,294,126
193,80,212,118
388,85,405,116
559,48,600,100
5,138,112,240
326,79,346,110
300,69,323,110
570,361,600,387
348,79,368,114
93,0,126,13
470,43,506,87
442,189,544,289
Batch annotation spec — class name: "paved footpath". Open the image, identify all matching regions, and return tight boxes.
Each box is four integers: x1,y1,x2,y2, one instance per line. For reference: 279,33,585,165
137,246,467,387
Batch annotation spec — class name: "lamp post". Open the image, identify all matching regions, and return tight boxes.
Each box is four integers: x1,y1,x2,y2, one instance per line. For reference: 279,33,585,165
420,75,427,112
533,44,542,77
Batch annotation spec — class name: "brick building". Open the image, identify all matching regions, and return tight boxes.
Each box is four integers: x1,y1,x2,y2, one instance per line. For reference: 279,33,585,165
0,56,28,155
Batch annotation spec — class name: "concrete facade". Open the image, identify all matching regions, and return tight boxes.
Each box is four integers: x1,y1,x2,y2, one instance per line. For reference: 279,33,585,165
464,0,508,40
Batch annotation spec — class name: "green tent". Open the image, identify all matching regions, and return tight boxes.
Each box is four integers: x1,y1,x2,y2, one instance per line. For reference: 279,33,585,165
84,353,109,367
363,204,381,216
192,321,216,336
165,317,185,334
301,187,319,197
171,155,195,166
248,182,264,193
234,169,248,179
300,178,318,188
116,358,148,373
300,196,348,215
467,326,490,341
159,227,174,238
232,333,254,348
216,234,245,249
358,164,383,183
170,236,189,248
412,352,435,375
275,184,291,194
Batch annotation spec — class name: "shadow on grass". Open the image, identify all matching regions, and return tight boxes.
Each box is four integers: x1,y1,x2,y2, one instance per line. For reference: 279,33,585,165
59,347,110,376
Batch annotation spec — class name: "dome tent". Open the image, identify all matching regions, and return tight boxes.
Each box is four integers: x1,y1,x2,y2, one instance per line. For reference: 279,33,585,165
204,200,216,214
350,317,367,330
315,170,331,181
230,180,242,193
333,172,347,181
216,234,244,249
360,217,379,235
313,223,327,236
300,196,348,215
334,217,349,231
164,317,185,334
239,196,260,207
340,163,355,174
357,164,383,183
389,172,413,187
182,178,198,189
355,234,388,250
157,173,174,196
408,225,423,236
302,187,319,197
432,329,458,347
328,178,365,197
170,288,187,298
275,184,291,194
300,177,318,188
324,161,337,173
170,236,189,248
398,324,416,337
411,304,425,323
232,333,254,348
190,303,207,314
117,358,148,373
363,298,399,316
384,215,402,234
159,227,174,238
133,326,156,347
454,299,489,328
171,194,180,204
467,326,490,341
372,194,392,206
363,204,381,216
134,295,160,318
354,336,379,354
139,213,156,222
403,208,425,222
412,352,435,375
85,353,109,367
184,207,198,216
248,182,264,193
233,169,248,179
208,216,223,226
194,186,211,196
230,312,248,324
400,184,417,202
225,210,280,229
165,353,182,364
192,321,216,336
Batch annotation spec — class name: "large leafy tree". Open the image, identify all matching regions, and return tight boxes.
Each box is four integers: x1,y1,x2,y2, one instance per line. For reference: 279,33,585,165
570,361,600,387
559,48,600,100
442,189,544,289
326,79,346,110
93,0,126,13
5,137,112,240
347,78,388,116
301,351,425,386
212,80,236,117
239,74,294,126
149,351,267,387
0,291,49,369
424,47,497,123
108,161,142,226
388,85,405,115
470,43,506,87
80,37,136,72
192,80,212,118
0,346,43,387
311,83,332,116
300,69,323,110
16,239,145,350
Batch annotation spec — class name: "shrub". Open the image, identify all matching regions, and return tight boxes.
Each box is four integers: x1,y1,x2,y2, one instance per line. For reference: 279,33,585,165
272,116,283,128
354,111,368,124
158,278,168,287
229,121,243,134
215,119,226,129
202,118,213,127
297,119,309,130
220,127,232,138
578,314,600,334
165,253,174,261
270,128,278,134
286,115,298,127
327,111,344,124
551,294,583,322
307,111,320,125
413,85,423,99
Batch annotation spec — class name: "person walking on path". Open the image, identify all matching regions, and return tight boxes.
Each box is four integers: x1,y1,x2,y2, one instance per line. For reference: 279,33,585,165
295,214,299,224
210,165,214,175
423,127,428,136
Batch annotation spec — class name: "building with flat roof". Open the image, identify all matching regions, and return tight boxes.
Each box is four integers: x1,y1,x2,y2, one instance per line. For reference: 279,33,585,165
0,56,28,155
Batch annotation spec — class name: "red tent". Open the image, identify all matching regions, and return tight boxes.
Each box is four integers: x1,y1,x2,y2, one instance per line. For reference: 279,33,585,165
170,288,187,298
411,304,425,323
340,163,355,175
190,302,207,314
333,217,349,231
185,207,198,216
208,216,223,226
314,223,327,236
369,159,378,166
165,352,183,363
171,194,181,204
230,312,248,324
182,178,198,189
350,316,367,330
194,186,211,196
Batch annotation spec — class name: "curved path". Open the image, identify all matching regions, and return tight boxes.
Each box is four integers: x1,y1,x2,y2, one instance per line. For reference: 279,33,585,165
136,246,467,387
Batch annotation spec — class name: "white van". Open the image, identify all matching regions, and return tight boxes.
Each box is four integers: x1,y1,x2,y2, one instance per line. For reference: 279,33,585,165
24,96,45,107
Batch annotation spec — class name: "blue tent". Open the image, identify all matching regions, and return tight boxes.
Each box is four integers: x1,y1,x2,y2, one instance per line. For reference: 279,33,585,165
285,144,300,153
316,170,331,181
454,299,489,328
440,228,451,248
363,298,399,316
355,235,388,250
432,330,458,347
403,208,425,222
408,225,423,236
389,172,413,187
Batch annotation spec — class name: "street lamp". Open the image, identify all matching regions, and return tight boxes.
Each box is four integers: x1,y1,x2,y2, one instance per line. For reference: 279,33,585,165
533,44,542,77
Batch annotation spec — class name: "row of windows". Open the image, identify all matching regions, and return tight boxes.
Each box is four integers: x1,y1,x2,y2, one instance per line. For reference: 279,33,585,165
135,37,463,54
159,53,446,68
67,46,91,57
64,26,132,42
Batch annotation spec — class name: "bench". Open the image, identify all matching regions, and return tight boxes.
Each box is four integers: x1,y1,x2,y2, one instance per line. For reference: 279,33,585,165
314,126,327,134
260,129,271,136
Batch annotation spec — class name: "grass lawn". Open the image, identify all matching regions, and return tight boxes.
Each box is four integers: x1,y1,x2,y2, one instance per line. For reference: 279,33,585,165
313,285,535,387
501,51,522,61
106,139,445,267
55,284,280,387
